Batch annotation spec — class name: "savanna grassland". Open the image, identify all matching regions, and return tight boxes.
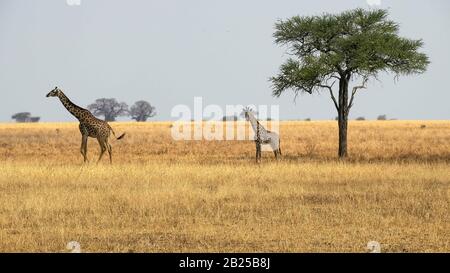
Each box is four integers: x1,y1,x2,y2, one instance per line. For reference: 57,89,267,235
0,121,449,252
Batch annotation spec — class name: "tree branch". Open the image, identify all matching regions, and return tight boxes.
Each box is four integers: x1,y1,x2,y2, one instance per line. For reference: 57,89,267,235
348,77,368,110
319,82,339,111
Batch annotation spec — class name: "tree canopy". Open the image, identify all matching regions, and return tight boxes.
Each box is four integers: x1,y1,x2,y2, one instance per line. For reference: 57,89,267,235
130,100,156,122
11,112,31,121
271,8,429,98
87,98,129,122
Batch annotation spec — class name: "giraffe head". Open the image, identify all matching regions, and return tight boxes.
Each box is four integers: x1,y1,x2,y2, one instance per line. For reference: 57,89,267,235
46,86,62,98
242,106,256,121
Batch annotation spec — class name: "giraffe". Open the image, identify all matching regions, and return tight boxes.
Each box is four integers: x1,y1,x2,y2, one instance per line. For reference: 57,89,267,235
46,87,125,164
242,107,281,162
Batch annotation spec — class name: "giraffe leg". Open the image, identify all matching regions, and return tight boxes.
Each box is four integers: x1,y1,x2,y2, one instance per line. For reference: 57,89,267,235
258,144,262,162
258,144,261,162
83,138,88,162
107,141,112,164
80,135,88,163
256,142,261,163
80,138,84,159
97,138,106,163
271,141,280,160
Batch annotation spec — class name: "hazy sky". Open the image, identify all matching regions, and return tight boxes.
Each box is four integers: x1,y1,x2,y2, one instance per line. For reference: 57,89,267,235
1,0,449,121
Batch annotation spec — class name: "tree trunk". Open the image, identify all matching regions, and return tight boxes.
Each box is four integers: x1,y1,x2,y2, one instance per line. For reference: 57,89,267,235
139,115,147,122
338,113,348,158
105,115,116,122
337,76,350,158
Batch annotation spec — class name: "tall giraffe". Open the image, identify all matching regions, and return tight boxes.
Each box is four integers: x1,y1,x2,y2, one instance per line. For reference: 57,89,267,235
242,107,281,162
46,87,125,163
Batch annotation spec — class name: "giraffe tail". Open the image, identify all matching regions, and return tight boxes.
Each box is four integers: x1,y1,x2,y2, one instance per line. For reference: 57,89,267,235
110,126,126,140
115,132,126,140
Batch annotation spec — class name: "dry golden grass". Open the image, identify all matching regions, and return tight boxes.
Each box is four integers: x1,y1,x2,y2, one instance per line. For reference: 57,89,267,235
0,121,449,252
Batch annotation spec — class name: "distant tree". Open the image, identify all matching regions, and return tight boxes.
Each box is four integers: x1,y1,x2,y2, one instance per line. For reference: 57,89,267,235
304,118,311,121
12,112,31,123
30,117,40,123
356,116,366,121
11,112,40,123
377,115,387,120
222,115,238,121
130,101,156,122
87,98,129,121
271,9,429,158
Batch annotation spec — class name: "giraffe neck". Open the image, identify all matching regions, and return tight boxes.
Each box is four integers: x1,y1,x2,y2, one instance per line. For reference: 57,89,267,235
57,92,87,121
247,112,267,136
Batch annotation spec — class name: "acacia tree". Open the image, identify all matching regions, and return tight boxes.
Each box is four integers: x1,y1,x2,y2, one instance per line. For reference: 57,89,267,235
87,98,129,121
130,100,156,122
271,9,429,158
11,112,31,123
11,112,40,123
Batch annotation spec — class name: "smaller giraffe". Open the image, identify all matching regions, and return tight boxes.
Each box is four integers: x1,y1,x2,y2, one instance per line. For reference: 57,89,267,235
46,87,125,164
242,107,281,163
